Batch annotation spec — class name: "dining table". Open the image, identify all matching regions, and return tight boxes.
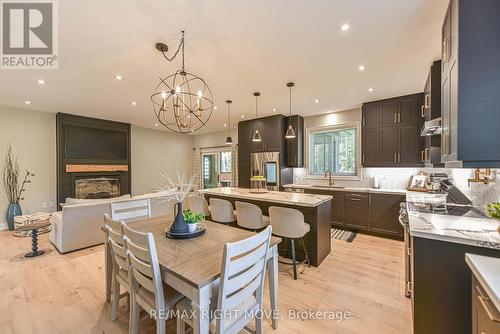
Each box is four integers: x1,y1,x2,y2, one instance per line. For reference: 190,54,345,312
103,215,281,334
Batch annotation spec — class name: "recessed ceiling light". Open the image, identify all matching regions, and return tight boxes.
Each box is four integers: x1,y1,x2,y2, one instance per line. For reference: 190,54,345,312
214,106,218,110
154,123,158,127
37,79,45,85
114,74,123,80
340,23,351,32
241,115,245,119
314,99,320,103
24,100,31,105
358,65,366,71
368,87,374,92
224,123,227,127
131,101,137,106
272,108,277,112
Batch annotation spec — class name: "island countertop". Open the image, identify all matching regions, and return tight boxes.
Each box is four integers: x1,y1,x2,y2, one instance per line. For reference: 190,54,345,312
199,187,332,207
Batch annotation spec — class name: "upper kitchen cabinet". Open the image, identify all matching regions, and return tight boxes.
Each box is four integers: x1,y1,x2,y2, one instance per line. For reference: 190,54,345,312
422,60,443,167
238,115,286,153
285,115,304,167
362,93,424,167
441,0,500,167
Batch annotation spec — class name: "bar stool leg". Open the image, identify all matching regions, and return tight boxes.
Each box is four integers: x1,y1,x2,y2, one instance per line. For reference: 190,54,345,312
300,238,311,267
291,239,297,280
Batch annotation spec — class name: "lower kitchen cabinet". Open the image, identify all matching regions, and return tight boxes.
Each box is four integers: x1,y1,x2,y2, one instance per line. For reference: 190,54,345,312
370,194,404,237
344,193,370,231
472,275,500,334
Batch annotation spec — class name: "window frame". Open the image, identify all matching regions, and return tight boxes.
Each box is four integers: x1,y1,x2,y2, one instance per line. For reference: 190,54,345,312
305,122,362,180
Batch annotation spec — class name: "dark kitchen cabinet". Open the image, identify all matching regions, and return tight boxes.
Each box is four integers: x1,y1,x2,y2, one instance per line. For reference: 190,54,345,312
422,60,443,167
330,192,345,224
370,194,404,237
285,115,304,167
344,192,370,231
440,0,500,167
362,93,424,167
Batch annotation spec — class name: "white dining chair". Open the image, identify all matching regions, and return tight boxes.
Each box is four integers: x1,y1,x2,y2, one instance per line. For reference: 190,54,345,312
209,198,236,224
188,195,211,216
111,199,151,222
123,224,183,334
269,206,310,280
176,226,272,334
104,213,130,321
235,201,269,231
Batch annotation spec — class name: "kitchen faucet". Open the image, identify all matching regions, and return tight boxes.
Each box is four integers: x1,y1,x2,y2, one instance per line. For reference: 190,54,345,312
324,170,335,186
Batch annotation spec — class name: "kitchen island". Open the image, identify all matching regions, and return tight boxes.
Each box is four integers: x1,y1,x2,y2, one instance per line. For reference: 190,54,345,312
200,187,332,266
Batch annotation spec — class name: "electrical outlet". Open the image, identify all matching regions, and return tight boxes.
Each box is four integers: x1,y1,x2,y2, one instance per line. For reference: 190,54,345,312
42,202,48,209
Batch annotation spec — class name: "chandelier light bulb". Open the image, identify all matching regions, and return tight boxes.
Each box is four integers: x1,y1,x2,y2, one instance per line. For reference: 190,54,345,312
176,85,181,94
197,90,202,98
161,91,167,99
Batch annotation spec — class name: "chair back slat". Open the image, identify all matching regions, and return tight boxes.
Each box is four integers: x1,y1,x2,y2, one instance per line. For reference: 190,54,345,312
216,226,272,333
111,199,151,222
123,224,165,311
104,214,129,279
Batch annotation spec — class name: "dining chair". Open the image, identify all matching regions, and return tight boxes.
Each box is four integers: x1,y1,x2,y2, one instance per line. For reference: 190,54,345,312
209,198,236,224
268,206,310,280
188,195,211,217
111,199,151,222
104,213,130,321
176,226,273,334
122,224,183,334
235,201,269,231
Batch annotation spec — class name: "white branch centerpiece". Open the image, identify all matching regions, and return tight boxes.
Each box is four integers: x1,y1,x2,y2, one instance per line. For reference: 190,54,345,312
156,170,197,234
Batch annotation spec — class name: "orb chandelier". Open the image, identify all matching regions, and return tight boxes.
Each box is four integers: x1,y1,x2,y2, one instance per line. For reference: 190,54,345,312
151,31,214,134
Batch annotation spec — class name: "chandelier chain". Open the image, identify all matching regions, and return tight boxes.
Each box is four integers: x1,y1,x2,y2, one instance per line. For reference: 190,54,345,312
161,31,185,72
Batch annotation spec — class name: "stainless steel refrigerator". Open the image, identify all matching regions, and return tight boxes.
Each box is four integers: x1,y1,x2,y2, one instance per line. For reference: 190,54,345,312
250,152,280,191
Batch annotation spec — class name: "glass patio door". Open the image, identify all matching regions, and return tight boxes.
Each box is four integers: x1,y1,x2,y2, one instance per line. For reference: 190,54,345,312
202,153,220,189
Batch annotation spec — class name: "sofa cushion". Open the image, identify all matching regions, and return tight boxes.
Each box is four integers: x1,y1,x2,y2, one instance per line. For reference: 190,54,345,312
64,194,131,205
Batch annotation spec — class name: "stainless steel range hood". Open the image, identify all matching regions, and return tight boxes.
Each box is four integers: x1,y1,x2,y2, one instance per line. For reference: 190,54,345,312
420,117,442,136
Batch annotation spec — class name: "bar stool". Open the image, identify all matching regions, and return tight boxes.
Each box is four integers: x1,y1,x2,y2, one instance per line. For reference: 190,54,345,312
209,198,236,224
235,201,269,231
188,195,211,217
268,206,310,280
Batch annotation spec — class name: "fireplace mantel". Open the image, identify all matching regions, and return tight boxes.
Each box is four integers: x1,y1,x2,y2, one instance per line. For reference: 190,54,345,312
65,165,129,173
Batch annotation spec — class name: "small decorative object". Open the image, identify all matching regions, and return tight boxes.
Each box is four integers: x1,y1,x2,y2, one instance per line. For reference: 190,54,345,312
14,212,51,237
250,176,268,193
2,144,35,231
407,172,428,192
156,170,203,238
151,31,214,134
183,209,205,233
485,202,500,233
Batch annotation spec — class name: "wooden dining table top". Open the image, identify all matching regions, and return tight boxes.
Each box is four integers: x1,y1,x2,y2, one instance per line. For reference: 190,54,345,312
124,216,281,288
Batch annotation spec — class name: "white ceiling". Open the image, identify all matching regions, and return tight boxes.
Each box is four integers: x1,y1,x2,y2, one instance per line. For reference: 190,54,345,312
0,0,449,135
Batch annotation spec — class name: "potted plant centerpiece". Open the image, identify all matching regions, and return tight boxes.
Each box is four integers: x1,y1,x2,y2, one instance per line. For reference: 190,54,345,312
157,170,197,234
2,145,35,231
183,209,205,233
486,202,500,233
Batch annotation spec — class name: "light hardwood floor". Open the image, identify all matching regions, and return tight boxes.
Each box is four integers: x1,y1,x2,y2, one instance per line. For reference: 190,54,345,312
0,231,412,334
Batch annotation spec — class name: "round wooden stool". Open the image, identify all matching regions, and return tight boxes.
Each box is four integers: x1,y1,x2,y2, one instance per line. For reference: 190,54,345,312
15,221,52,258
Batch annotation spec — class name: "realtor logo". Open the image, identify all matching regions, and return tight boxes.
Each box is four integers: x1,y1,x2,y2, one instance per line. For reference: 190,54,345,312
1,0,58,69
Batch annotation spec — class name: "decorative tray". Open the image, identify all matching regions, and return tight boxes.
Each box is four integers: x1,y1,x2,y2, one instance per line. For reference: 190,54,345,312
165,223,206,239
249,189,268,194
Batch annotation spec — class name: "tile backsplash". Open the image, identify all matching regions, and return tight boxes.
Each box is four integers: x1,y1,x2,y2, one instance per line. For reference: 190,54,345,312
292,167,500,206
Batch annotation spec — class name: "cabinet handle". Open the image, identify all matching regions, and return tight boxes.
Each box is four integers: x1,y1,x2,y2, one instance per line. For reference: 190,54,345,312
477,294,500,323
425,148,429,161
368,195,372,205
442,38,449,62
398,152,401,163
362,117,366,127
362,154,365,164
350,198,362,201
398,112,401,123
424,94,430,108
394,152,397,163
421,150,425,162
394,113,397,124
421,105,426,117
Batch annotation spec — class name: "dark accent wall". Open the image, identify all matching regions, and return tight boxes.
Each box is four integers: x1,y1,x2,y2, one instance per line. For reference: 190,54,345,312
56,113,131,208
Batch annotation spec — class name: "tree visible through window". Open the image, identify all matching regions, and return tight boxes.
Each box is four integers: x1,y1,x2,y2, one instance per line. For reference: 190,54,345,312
309,128,357,175
220,151,231,173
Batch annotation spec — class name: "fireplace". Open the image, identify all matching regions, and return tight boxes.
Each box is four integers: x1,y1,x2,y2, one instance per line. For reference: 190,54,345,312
74,177,121,199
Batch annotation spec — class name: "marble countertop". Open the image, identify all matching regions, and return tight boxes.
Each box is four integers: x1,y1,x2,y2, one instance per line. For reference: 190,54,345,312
408,209,500,250
283,184,406,195
200,187,332,207
466,254,500,312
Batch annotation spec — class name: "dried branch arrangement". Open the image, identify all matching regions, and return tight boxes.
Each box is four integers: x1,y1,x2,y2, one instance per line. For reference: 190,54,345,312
156,169,197,203
2,144,35,204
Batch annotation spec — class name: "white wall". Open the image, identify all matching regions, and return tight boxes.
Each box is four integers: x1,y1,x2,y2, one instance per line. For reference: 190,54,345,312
192,129,238,149
0,105,56,229
131,125,193,195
